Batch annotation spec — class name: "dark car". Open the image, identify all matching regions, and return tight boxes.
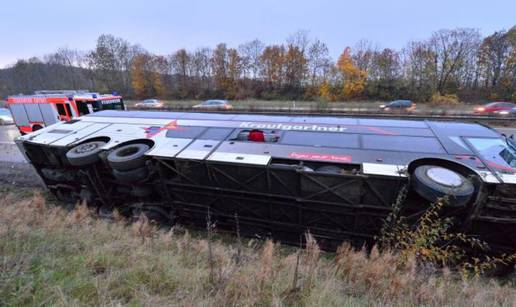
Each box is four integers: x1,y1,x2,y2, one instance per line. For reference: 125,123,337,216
379,100,416,112
474,102,516,114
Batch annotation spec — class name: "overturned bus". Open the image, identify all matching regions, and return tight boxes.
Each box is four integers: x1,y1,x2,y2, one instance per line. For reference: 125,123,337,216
14,111,516,254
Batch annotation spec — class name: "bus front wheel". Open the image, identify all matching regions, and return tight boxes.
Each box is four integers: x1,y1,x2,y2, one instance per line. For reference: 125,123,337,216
411,165,475,207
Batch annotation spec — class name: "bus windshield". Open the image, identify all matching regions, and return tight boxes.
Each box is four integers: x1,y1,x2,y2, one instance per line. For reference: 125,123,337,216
468,137,516,170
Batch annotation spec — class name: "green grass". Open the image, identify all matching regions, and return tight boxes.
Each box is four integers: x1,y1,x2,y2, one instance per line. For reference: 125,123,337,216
0,188,514,306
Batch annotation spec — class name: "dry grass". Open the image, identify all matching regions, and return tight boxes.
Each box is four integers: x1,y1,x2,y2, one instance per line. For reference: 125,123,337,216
0,188,515,306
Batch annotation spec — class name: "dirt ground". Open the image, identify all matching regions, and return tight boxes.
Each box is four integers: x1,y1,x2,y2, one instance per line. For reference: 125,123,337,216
0,161,42,187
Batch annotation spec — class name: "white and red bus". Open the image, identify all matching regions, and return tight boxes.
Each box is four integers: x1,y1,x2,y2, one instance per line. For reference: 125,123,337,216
6,90,124,134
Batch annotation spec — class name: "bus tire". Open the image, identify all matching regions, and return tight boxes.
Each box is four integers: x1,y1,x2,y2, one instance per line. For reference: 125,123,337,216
66,141,106,166
112,166,149,182
411,165,475,207
107,143,149,171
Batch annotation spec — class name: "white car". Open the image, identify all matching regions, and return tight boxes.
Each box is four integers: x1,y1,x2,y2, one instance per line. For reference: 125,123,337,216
0,108,14,125
134,99,164,109
192,100,233,110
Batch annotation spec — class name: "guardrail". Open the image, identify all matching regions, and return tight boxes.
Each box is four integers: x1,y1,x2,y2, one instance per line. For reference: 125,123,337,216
127,105,516,126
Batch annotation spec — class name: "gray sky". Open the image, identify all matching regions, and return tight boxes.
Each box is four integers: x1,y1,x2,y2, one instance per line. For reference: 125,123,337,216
0,0,514,68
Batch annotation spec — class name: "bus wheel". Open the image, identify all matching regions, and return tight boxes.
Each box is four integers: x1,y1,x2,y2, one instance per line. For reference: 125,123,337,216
411,165,475,207
107,143,149,171
112,166,149,182
66,141,107,166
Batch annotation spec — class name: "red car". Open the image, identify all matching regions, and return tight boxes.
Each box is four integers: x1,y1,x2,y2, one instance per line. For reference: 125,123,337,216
474,102,516,114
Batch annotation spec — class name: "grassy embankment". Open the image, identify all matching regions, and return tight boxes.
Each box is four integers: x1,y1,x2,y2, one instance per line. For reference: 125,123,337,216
1,186,515,306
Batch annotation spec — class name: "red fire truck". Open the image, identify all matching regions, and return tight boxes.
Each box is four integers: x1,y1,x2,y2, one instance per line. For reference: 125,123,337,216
6,90,124,134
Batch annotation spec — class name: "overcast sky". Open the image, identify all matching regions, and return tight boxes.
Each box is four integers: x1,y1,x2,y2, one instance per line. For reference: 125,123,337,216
0,0,514,68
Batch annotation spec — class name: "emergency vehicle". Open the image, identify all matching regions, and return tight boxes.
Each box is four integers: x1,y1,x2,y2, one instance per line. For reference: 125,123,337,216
15,111,516,255
6,90,124,134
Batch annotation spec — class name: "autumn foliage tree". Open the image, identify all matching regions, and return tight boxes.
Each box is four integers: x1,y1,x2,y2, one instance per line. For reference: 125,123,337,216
260,45,286,89
337,47,367,99
130,54,165,98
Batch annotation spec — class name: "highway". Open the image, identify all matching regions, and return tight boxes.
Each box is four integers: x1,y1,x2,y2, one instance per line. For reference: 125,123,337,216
0,124,515,164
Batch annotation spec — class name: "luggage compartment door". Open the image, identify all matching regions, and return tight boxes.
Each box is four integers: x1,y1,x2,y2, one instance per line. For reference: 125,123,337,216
176,139,220,160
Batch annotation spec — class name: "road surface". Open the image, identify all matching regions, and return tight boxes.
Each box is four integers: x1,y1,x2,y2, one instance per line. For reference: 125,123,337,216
0,125,24,162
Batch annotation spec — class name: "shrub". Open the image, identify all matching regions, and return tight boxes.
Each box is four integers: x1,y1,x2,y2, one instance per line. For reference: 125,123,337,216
430,92,462,106
378,187,516,277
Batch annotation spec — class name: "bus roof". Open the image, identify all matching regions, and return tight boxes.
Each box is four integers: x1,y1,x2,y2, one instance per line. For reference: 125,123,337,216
86,110,499,139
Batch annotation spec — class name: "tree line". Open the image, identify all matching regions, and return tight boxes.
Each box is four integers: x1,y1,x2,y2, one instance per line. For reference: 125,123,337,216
1,27,515,102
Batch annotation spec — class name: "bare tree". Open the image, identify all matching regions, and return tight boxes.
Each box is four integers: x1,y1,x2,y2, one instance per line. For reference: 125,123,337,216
478,30,512,88
169,49,192,97
191,47,212,96
427,28,481,93
238,39,265,79
352,39,378,73
287,30,310,54
307,39,331,86
402,41,436,100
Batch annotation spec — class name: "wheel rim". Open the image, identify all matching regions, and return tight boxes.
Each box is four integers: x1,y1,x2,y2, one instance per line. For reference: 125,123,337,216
426,167,463,187
76,143,98,154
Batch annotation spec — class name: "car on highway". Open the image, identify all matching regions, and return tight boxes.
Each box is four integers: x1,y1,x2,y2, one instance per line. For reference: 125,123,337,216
192,99,233,110
134,99,164,109
474,101,516,114
379,100,416,112
496,107,516,116
0,108,14,125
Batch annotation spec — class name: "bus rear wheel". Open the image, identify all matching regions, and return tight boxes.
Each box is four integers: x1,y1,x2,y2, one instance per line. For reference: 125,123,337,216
107,143,150,171
411,165,475,207
66,141,107,166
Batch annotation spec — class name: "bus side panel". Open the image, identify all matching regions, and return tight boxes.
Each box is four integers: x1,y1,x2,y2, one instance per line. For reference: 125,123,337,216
40,103,59,126
9,104,30,127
